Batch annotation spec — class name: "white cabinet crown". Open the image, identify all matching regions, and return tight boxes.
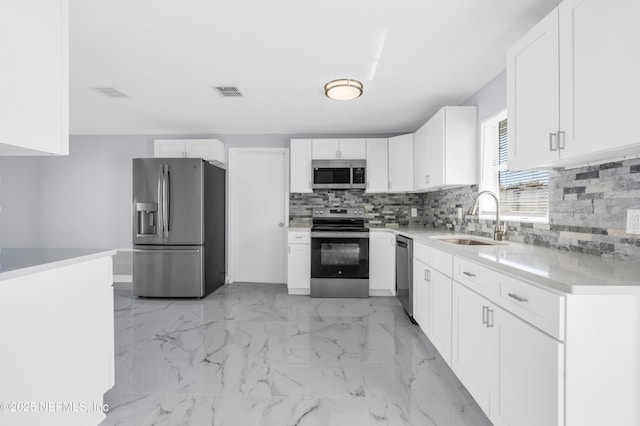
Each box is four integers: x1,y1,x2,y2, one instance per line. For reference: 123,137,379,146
154,139,225,164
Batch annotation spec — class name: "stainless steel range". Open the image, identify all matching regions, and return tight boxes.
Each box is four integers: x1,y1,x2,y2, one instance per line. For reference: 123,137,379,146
310,206,369,298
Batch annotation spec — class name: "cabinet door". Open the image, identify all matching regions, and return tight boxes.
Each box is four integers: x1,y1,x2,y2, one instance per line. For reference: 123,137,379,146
506,8,560,170
0,0,68,155
155,140,186,158
388,134,414,192
451,282,491,414
185,139,224,163
290,139,312,193
413,121,430,191
413,258,431,333
369,232,395,294
491,307,564,426
339,139,366,159
425,109,445,187
311,139,339,159
365,138,388,193
559,0,640,160
287,243,310,291
430,269,452,365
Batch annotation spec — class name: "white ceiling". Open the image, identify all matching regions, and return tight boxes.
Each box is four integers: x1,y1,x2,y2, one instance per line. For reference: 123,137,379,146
69,0,560,135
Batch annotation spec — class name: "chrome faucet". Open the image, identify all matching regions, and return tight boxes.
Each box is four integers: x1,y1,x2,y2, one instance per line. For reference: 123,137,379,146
467,191,506,241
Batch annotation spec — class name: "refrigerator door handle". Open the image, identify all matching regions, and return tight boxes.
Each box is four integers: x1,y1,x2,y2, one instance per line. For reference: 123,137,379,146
162,164,170,238
157,166,164,235
133,248,201,254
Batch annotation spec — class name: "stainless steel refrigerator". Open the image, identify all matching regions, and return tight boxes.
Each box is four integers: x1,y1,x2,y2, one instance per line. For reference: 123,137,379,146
132,158,225,297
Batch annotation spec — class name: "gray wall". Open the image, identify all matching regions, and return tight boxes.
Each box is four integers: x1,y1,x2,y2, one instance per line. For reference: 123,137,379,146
0,133,397,249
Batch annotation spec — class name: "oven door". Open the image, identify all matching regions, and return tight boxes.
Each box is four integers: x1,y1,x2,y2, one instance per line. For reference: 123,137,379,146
310,232,369,279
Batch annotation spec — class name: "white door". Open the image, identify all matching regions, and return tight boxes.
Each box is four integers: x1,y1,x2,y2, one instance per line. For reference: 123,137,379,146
289,139,312,193
229,148,288,283
413,258,431,331
338,138,366,159
369,231,395,294
311,139,339,159
388,133,414,192
154,140,186,158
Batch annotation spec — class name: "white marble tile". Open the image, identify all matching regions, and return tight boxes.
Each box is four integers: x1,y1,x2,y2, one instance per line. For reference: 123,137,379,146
100,283,491,426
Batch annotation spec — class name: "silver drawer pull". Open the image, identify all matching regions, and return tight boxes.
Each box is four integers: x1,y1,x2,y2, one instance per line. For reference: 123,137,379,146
508,293,528,303
463,271,476,278
482,306,488,325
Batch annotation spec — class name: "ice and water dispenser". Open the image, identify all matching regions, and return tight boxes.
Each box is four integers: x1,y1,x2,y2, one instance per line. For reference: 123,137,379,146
136,202,158,236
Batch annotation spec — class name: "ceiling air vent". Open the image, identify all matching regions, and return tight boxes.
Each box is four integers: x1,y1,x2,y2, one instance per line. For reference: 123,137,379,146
214,86,243,97
92,87,130,98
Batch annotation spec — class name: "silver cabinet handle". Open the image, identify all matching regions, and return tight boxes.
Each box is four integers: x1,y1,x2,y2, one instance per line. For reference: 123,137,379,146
558,130,566,150
508,293,528,303
487,308,494,328
463,271,476,278
427,270,431,282
482,306,488,325
549,132,558,151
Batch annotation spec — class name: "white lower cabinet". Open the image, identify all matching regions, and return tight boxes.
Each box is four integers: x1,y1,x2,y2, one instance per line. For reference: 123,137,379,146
413,258,431,330
452,280,564,426
491,306,564,426
451,282,493,414
430,268,452,364
369,231,396,295
287,231,310,294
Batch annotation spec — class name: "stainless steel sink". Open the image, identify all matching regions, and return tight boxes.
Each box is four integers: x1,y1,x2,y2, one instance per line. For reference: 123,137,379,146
437,238,501,246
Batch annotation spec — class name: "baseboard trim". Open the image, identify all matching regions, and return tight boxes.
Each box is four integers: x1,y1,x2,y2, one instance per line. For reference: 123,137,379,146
369,289,395,297
287,288,310,295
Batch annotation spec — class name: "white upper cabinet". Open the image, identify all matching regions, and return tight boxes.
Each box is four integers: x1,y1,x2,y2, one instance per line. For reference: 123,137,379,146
507,9,560,170
289,139,313,193
0,0,69,156
154,139,225,163
365,138,388,193
388,133,414,192
413,106,477,191
508,0,640,169
312,138,366,159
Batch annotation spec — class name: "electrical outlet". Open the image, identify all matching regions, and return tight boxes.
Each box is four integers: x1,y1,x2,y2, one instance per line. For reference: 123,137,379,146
627,209,640,234
411,208,418,217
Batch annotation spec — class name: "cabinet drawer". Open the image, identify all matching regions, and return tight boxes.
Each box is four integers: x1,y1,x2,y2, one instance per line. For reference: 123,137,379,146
497,275,565,340
288,231,310,244
431,248,453,277
413,241,432,264
453,257,499,297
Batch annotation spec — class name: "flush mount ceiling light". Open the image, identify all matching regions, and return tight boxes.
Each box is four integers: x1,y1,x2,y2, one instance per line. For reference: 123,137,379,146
324,79,363,101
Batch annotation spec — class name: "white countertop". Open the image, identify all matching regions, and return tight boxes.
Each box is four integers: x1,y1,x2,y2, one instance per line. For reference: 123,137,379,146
0,248,117,281
368,227,640,295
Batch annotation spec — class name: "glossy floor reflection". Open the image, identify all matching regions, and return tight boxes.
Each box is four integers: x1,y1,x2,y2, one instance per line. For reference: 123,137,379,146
100,283,491,425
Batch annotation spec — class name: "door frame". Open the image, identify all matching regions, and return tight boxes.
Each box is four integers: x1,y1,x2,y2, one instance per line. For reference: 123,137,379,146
227,147,289,284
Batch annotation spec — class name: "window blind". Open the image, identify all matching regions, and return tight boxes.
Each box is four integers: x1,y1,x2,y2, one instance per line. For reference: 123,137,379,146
496,119,549,220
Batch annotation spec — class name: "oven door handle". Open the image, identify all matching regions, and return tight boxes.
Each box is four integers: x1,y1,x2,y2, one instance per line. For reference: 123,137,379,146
311,232,370,239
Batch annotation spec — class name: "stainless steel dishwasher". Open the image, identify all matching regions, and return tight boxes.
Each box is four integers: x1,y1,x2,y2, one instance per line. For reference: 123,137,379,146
395,234,414,321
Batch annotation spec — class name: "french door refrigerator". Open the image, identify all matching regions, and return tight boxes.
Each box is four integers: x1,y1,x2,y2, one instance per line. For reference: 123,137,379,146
132,158,225,297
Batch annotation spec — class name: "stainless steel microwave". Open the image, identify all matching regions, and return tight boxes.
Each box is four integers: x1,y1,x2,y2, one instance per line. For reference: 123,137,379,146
311,159,366,189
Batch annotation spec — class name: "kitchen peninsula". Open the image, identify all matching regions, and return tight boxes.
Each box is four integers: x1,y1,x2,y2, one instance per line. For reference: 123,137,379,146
0,248,116,426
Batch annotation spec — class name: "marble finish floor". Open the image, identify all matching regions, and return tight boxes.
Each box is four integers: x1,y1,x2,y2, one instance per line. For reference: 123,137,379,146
100,283,491,425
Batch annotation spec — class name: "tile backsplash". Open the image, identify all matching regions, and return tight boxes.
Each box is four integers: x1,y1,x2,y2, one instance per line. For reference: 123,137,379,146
290,158,640,262
423,158,640,262
289,190,423,227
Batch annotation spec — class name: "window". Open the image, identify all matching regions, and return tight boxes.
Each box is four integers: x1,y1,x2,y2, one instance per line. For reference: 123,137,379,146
479,110,549,223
